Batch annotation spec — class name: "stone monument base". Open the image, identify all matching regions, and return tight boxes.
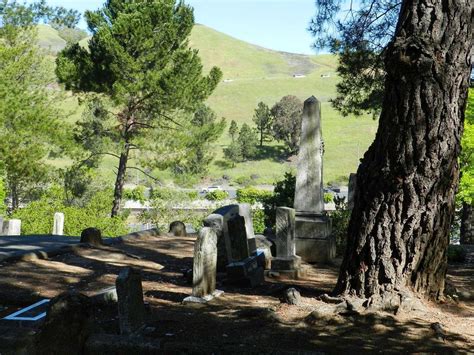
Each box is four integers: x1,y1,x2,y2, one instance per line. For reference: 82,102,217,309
295,212,334,263
226,256,265,287
270,255,303,279
182,290,224,304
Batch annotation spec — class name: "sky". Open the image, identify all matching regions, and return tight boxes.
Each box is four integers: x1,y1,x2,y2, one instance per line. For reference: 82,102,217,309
31,0,318,55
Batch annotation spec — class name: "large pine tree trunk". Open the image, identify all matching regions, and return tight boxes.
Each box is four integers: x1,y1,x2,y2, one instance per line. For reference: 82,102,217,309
460,202,474,244
111,143,130,217
336,0,473,306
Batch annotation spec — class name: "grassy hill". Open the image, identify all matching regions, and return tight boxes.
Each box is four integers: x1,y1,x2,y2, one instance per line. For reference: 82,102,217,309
37,24,378,186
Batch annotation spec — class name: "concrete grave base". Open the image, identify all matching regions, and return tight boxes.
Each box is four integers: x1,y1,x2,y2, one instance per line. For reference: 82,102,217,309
271,255,301,270
295,212,334,263
295,237,336,263
265,268,307,280
182,289,224,304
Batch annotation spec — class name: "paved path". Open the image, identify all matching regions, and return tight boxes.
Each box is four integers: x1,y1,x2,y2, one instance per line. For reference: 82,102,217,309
0,235,81,262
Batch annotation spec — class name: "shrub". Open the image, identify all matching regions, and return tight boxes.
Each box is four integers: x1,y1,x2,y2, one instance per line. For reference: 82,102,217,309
331,198,351,256
235,175,252,186
0,177,6,214
447,245,467,263
252,208,266,234
236,186,272,204
123,186,146,203
205,190,229,201
324,192,334,203
263,172,296,227
12,187,128,237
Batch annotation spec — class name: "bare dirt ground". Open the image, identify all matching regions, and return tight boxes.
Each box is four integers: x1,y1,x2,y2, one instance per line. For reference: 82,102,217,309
0,234,472,353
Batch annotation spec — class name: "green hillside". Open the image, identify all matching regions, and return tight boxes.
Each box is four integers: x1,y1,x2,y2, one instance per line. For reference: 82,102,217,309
37,24,378,186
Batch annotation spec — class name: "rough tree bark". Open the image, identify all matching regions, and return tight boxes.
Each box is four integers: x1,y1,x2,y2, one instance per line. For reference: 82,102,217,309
335,0,473,307
460,202,473,244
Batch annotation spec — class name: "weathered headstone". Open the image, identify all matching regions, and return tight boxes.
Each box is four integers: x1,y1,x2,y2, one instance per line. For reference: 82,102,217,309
203,203,256,270
80,227,103,246
6,219,21,236
294,96,334,263
36,292,92,354
348,173,357,210
271,207,302,278
116,267,146,335
169,221,186,237
53,212,64,236
183,227,223,303
227,215,250,261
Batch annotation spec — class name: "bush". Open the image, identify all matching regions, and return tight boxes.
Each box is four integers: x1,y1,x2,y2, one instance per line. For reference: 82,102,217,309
252,208,266,234
236,186,272,204
263,172,296,227
123,186,146,203
205,190,229,201
447,245,467,263
235,175,252,186
324,192,334,203
331,198,351,256
12,187,128,237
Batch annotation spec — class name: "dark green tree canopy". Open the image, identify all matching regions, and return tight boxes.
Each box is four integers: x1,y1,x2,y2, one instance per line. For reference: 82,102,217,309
55,0,222,217
271,95,303,154
309,0,400,117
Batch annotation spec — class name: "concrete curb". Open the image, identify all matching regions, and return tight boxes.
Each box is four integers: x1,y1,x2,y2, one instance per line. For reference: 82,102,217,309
0,228,160,265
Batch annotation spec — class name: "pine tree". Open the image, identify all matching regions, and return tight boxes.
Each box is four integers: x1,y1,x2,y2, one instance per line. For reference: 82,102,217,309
237,123,258,160
228,120,238,142
252,102,272,147
56,0,222,216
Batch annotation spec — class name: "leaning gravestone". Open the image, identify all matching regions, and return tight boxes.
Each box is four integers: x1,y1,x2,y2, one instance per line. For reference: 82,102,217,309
203,203,256,271
271,207,302,278
6,219,21,236
116,267,146,335
294,96,335,263
53,212,64,236
226,215,250,261
35,292,92,354
183,227,223,303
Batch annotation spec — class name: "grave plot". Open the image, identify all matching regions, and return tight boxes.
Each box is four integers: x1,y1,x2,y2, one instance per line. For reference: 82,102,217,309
0,233,472,353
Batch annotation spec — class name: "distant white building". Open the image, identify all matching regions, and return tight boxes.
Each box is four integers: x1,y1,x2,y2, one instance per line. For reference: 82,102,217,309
292,73,306,78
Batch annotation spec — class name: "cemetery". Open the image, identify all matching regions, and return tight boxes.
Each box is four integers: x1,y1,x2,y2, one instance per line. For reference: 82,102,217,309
0,95,472,353
0,0,473,353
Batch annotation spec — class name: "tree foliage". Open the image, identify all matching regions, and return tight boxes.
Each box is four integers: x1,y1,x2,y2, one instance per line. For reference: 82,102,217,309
0,1,73,211
228,120,238,142
309,0,400,117
459,89,474,205
237,123,258,160
56,0,222,216
271,95,303,154
253,102,273,146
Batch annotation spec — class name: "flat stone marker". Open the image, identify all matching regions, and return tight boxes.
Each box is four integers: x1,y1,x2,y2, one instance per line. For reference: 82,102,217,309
183,227,223,303
6,219,21,236
53,212,64,236
116,267,146,335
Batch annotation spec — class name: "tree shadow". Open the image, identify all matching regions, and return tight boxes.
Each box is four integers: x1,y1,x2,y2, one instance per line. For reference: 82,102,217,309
252,145,289,162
